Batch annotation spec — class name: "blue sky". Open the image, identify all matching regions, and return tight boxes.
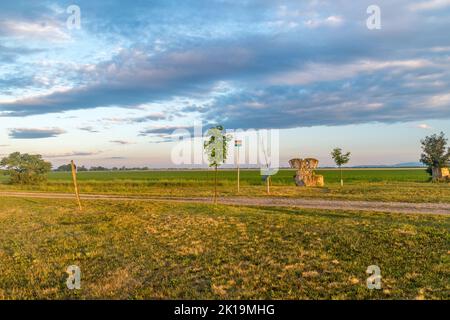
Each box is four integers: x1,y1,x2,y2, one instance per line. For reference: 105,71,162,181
0,0,449,167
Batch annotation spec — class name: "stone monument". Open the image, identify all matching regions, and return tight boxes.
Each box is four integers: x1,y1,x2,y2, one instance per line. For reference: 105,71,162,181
289,157,324,187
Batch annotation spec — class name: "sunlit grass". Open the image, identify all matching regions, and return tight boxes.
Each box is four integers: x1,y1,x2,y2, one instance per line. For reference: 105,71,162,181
0,197,448,299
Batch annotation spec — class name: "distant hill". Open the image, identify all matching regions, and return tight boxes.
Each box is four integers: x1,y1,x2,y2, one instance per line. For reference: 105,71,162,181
392,162,425,168
350,162,425,168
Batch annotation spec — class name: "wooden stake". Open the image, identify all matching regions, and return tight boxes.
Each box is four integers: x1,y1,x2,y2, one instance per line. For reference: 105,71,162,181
71,160,82,210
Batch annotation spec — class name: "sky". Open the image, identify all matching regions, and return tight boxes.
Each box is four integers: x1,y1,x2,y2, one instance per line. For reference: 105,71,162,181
0,0,449,168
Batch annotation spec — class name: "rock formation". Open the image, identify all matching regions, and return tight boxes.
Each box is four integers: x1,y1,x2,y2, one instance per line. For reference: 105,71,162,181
289,158,324,187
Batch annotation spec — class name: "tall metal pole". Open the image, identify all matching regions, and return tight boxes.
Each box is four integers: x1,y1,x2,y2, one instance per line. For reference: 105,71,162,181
237,146,240,193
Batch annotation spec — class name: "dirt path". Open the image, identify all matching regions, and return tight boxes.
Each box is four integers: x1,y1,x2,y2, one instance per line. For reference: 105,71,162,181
0,191,449,215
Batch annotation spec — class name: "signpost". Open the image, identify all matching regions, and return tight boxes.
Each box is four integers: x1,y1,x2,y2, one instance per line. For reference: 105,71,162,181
71,160,82,211
235,140,242,193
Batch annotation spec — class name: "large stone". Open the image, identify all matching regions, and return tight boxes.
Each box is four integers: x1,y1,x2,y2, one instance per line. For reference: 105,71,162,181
289,157,324,187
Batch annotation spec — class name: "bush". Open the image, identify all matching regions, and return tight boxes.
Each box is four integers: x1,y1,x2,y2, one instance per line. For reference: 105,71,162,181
0,152,52,184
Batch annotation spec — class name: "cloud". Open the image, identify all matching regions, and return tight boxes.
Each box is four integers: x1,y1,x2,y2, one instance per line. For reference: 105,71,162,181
8,128,66,139
0,45,43,63
428,93,450,107
78,126,99,133
410,0,450,11
416,124,432,129
104,113,167,124
139,125,193,136
43,151,102,158
110,140,134,145
268,59,432,86
0,0,449,131
305,15,344,28
0,20,70,41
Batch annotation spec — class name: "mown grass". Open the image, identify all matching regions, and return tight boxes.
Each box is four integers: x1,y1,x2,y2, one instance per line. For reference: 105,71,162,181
0,197,448,299
1,169,449,203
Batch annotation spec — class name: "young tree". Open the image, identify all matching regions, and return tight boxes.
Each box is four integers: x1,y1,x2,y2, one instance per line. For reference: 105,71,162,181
331,148,351,187
204,125,230,203
0,152,52,184
420,132,450,181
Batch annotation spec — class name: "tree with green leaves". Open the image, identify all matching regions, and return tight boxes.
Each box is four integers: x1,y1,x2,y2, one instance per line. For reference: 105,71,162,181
331,148,351,187
204,125,230,203
0,152,52,184
420,132,450,181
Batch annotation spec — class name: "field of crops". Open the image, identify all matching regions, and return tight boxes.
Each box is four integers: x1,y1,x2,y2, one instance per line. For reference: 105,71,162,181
0,168,430,183
1,168,449,203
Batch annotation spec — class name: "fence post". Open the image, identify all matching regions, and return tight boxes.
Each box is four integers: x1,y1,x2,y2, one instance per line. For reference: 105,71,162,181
71,160,82,210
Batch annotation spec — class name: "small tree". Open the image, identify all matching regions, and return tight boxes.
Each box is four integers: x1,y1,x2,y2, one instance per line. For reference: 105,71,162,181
204,125,230,203
0,152,52,184
420,132,450,181
331,148,351,187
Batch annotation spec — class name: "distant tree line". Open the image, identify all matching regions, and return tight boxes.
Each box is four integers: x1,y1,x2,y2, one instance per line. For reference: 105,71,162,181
54,164,150,172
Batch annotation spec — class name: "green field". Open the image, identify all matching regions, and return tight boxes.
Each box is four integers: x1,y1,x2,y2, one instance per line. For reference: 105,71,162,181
1,168,431,184
0,197,448,299
1,168,449,300
1,168,449,203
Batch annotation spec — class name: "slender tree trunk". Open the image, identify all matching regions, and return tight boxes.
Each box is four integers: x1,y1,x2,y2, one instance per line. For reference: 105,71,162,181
214,165,218,204
340,166,343,187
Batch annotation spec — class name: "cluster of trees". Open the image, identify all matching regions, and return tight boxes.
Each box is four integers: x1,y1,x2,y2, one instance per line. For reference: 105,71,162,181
54,165,150,172
54,164,87,172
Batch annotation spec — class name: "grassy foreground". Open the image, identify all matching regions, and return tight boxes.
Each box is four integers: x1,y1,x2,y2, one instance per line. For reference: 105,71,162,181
1,169,449,203
0,197,448,299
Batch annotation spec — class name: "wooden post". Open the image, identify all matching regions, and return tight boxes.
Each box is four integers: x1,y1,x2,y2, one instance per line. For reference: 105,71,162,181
267,175,271,195
71,160,82,210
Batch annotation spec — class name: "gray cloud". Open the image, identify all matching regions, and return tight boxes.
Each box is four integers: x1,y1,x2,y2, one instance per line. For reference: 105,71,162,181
78,126,100,133
139,125,194,136
104,113,167,124
0,45,43,63
110,140,134,145
9,127,66,139
44,151,102,158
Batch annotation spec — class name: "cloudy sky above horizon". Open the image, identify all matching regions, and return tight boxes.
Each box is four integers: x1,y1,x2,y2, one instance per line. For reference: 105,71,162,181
1,0,449,168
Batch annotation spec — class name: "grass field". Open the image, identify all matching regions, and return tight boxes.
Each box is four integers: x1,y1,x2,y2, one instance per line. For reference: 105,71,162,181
0,197,448,299
1,168,449,203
